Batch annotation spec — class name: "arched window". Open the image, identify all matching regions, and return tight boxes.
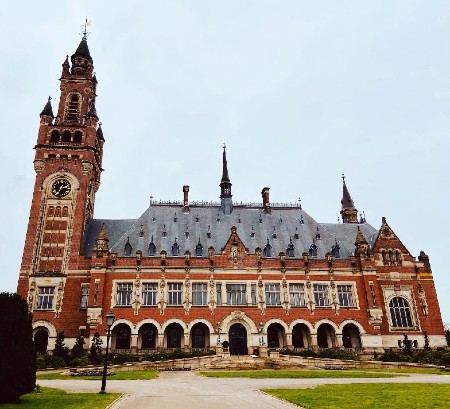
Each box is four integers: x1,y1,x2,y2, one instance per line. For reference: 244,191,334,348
73,131,82,144
395,250,402,265
389,297,413,328
65,94,80,122
50,130,60,143
382,250,387,265
62,130,71,143
62,206,68,217
47,206,54,217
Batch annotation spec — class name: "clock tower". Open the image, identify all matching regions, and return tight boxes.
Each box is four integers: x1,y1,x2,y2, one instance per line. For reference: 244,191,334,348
17,34,104,331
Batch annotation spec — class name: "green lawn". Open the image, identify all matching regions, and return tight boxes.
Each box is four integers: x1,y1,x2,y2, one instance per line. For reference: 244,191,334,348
200,370,403,378
37,370,158,380
351,367,450,375
264,384,450,409
0,387,120,409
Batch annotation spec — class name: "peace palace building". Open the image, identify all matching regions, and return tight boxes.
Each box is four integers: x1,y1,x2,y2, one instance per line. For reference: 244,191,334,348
18,36,446,356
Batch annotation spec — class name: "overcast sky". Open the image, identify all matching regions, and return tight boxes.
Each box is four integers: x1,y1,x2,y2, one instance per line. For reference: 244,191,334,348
1,1,449,324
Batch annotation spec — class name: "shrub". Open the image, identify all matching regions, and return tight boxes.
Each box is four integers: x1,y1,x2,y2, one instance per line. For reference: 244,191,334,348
0,292,36,403
90,332,103,364
71,336,85,359
53,331,69,362
69,355,91,367
222,341,229,349
279,348,317,358
36,354,66,369
317,349,358,361
376,350,411,363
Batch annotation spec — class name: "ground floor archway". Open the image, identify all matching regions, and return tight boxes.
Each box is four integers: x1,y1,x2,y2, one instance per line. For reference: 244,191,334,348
292,323,311,348
165,323,183,349
317,323,336,348
342,323,361,348
190,322,210,349
267,323,286,349
229,323,247,355
112,323,131,350
139,323,158,349
34,328,49,353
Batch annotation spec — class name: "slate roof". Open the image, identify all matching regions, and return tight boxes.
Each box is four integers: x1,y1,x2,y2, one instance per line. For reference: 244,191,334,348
83,203,377,259
72,38,93,63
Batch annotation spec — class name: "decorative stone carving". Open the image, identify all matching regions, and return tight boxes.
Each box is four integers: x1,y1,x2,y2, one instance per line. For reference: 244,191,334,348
418,283,428,317
208,275,216,314
34,160,45,174
257,275,265,315
281,275,290,315
305,277,315,313
87,307,103,327
368,308,383,329
158,275,166,315
81,161,94,175
184,274,191,315
330,278,339,315
54,279,64,318
27,279,36,312
132,274,141,315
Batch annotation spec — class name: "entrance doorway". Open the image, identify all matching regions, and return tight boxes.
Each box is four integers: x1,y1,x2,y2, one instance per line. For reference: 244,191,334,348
34,329,49,353
229,323,247,355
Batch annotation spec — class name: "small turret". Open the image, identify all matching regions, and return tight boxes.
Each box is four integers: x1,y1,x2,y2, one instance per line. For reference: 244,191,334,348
340,174,358,223
355,227,369,257
220,144,233,214
93,223,109,257
40,96,54,124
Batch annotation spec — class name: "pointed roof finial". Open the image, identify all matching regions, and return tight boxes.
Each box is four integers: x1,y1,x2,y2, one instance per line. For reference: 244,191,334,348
341,174,355,210
81,18,91,40
97,222,109,241
221,143,230,183
40,96,54,117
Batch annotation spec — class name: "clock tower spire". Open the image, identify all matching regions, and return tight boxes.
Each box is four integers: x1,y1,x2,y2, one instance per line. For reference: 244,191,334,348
19,34,104,300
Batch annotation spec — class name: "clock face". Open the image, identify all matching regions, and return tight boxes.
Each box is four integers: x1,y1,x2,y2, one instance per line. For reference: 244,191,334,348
51,179,71,198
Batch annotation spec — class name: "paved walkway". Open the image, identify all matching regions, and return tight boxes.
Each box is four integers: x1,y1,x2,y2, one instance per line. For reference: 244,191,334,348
39,372,450,409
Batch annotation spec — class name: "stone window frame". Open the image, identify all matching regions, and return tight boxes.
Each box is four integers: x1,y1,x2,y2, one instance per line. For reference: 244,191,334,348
113,281,134,307
167,282,184,306
191,282,208,306
336,284,356,307
265,283,281,306
141,282,158,306
289,283,306,307
36,286,56,310
313,283,330,307
383,285,419,331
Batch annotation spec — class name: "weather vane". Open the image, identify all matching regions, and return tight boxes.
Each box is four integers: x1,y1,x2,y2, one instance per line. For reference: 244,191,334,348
80,18,92,39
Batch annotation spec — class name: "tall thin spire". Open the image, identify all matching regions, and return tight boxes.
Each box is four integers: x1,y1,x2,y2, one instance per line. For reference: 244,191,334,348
340,174,358,223
219,143,233,214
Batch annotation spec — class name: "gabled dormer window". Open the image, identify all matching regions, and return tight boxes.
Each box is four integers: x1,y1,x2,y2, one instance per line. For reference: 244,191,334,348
263,239,272,258
286,239,295,258
195,238,203,257
172,239,179,256
124,237,132,256
331,239,340,258
309,239,317,258
148,236,156,256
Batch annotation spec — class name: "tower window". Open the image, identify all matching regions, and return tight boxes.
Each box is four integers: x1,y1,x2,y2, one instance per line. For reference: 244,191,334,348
64,94,80,123
80,286,89,309
62,130,71,143
50,130,60,143
73,131,82,144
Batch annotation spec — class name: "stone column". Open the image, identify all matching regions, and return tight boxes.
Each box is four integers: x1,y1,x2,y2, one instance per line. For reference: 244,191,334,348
310,333,318,351
184,333,190,351
157,333,164,350
131,334,138,353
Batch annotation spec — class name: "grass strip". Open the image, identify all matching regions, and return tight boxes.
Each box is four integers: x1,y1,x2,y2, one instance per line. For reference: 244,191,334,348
0,387,120,409
37,369,158,380
200,370,403,378
264,384,450,409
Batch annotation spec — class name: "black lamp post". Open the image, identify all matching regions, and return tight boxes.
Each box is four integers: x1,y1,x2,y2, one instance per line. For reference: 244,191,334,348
100,310,115,394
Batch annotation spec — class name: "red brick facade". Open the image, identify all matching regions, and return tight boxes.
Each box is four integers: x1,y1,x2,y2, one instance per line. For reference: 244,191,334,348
18,37,446,355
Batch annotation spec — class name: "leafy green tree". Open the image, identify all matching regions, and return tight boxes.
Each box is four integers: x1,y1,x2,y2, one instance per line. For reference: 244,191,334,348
0,292,36,403
90,332,103,364
54,331,69,360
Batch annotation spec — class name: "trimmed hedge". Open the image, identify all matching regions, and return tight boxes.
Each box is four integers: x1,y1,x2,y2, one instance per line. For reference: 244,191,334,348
279,348,359,361
377,347,450,366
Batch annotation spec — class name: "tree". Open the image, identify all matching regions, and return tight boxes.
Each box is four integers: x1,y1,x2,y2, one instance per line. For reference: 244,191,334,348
54,331,69,360
445,323,450,347
71,335,85,359
0,292,36,403
89,332,103,364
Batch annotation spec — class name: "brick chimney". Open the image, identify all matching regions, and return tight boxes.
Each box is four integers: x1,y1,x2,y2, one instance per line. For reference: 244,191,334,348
262,187,271,214
183,185,189,213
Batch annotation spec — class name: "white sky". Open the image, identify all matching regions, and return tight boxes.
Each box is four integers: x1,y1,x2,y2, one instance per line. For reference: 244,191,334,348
1,1,449,324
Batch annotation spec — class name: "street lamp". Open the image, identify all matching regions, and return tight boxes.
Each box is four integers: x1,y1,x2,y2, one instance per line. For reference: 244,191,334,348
100,310,115,394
